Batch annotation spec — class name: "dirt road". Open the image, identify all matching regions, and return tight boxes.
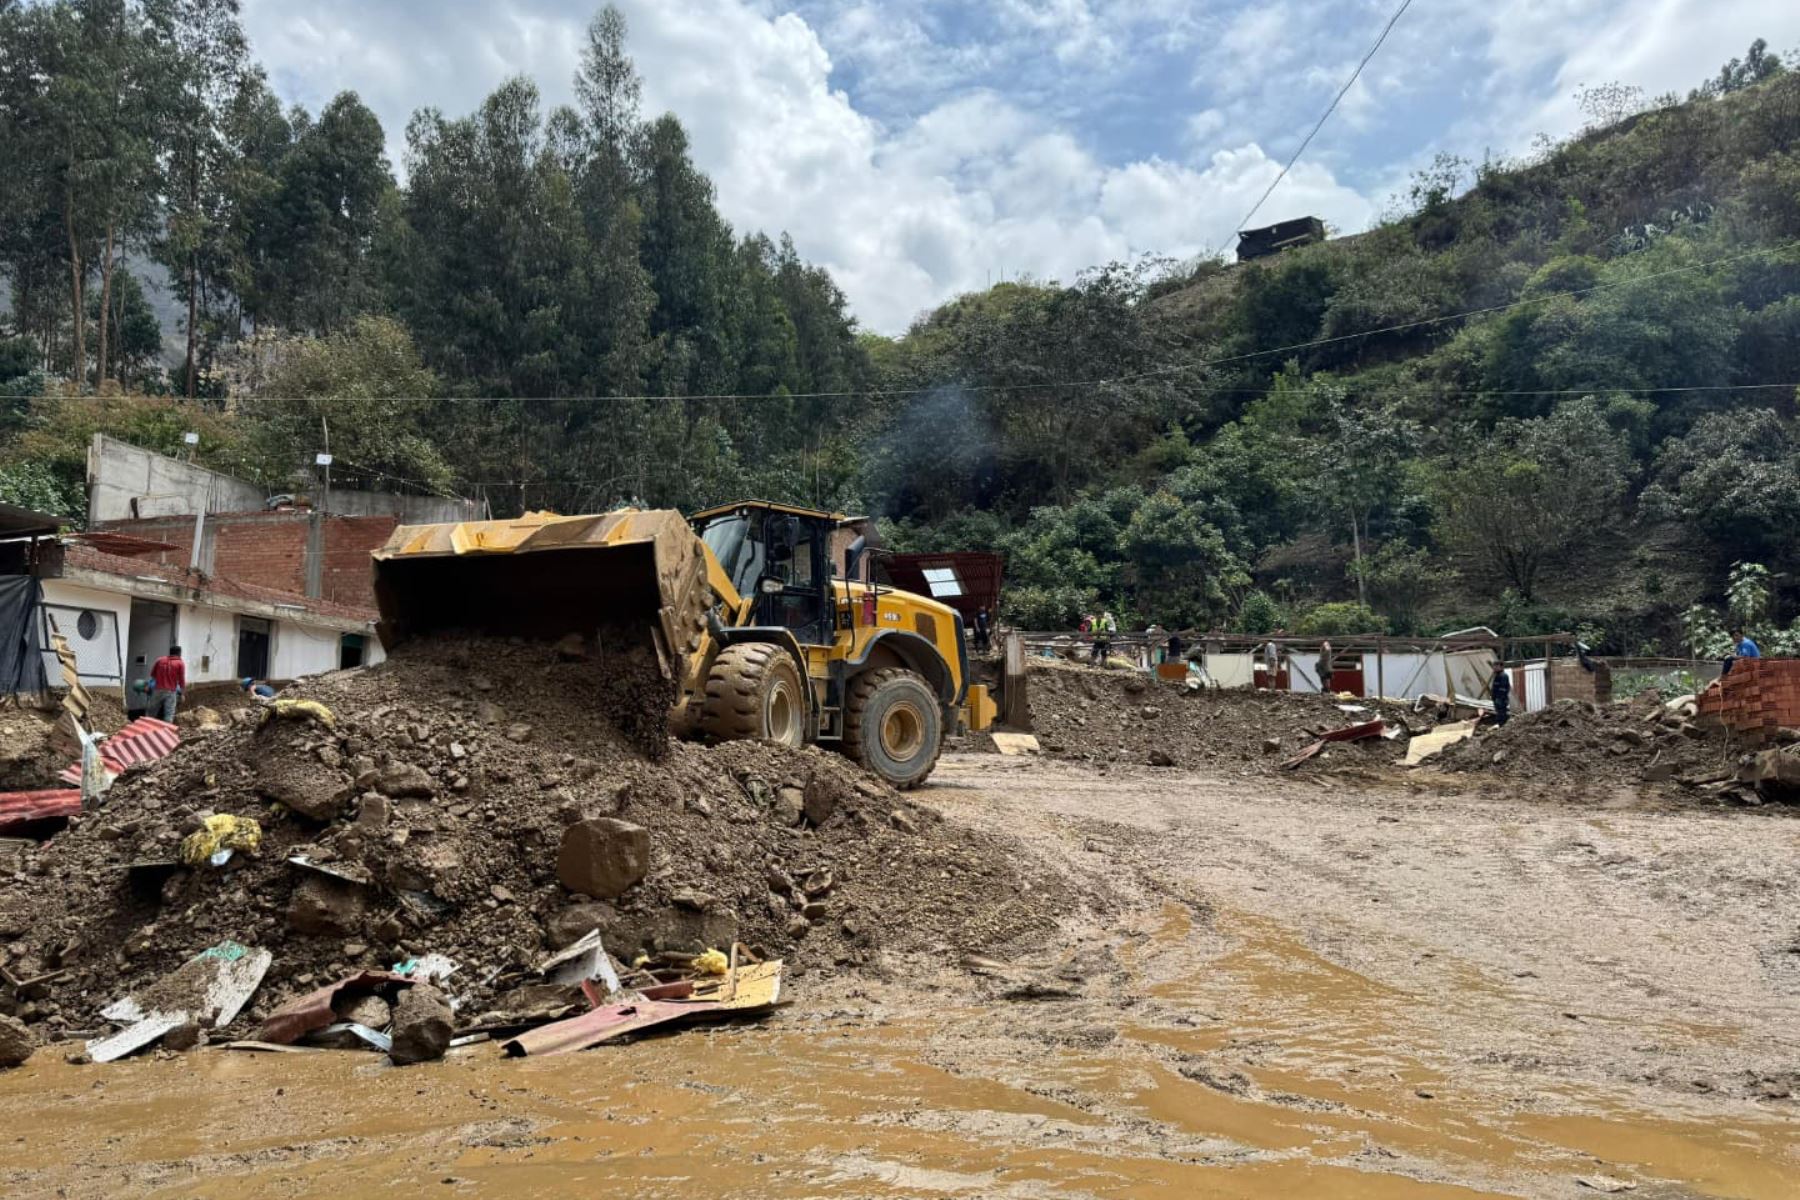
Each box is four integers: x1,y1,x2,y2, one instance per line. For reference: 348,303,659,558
2,753,1797,1198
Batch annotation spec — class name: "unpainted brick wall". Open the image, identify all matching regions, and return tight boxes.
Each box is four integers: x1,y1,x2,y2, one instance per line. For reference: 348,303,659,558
1697,657,1800,745
320,517,396,606
96,512,394,607
1549,658,1612,705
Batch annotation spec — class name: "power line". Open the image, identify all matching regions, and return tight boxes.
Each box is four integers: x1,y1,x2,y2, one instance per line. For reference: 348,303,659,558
1214,0,1416,258
13,240,1797,409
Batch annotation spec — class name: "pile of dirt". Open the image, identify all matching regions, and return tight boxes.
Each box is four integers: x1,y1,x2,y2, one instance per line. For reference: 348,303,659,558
0,637,1084,1041
0,695,126,792
1434,696,1735,793
997,660,1417,774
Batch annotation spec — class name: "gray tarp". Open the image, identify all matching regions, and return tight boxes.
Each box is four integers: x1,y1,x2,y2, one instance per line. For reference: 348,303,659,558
0,575,49,695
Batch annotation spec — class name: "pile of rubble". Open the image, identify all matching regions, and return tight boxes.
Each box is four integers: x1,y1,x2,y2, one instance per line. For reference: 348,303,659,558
1434,695,1736,794
1001,660,1415,773
0,637,1081,1063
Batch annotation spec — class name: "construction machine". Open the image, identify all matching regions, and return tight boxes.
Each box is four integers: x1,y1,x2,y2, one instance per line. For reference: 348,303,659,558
369,501,996,788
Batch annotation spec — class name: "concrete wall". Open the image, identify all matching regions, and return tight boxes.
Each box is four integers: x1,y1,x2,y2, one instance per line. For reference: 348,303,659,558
88,433,265,523
88,433,478,528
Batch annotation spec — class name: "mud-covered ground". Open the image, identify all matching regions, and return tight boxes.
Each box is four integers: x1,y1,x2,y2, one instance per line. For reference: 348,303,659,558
3,747,1798,1198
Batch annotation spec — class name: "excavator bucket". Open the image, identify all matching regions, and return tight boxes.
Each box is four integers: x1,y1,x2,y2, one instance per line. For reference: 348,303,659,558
370,510,713,671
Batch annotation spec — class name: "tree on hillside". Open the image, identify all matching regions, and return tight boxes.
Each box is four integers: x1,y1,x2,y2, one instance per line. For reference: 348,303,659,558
1692,38,1785,100
1434,401,1632,601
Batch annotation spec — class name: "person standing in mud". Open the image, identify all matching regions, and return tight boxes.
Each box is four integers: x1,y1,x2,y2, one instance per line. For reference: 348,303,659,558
150,644,186,722
1093,611,1117,666
973,605,992,653
1316,640,1334,694
1490,663,1512,726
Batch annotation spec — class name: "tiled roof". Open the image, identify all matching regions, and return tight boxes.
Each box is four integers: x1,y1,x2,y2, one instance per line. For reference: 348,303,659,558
61,544,377,623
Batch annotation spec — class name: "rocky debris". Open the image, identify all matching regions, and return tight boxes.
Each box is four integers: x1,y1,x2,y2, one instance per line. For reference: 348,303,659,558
337,993,391,1028
0,1014,35,1067
774,786,806,826
389,984,453,1065
1010,661,1410,775
258,755,351,821
557,818,651,899
4,637,1078,1037
1435,697,1729,799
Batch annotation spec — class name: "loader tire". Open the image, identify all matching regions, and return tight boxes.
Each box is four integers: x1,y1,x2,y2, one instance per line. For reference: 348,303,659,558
843,668,942,790
700,642,806,748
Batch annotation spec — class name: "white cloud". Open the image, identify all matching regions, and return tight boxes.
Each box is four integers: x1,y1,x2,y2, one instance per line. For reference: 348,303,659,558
237,0,1800,337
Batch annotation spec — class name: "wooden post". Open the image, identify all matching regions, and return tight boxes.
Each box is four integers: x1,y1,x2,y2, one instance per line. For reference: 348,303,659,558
1376,640,1385,702
1544,639,1554,706
1002,632,1028,728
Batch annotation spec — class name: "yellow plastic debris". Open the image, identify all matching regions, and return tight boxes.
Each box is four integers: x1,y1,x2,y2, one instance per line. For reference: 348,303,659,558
262,699,335,728
693,948,730,976
180,814,264,866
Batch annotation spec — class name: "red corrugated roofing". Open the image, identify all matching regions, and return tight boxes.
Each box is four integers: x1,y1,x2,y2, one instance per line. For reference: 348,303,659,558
0,789,81,831
58,717,181,785
61,544,376,622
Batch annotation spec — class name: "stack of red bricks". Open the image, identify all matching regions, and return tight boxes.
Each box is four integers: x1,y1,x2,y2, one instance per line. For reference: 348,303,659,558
1697,658,1800,744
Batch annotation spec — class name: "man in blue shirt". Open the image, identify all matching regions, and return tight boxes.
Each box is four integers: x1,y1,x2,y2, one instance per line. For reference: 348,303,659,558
1723,629,1762,677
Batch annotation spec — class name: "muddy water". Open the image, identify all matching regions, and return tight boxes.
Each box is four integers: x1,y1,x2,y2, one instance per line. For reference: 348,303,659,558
1,905,1793,1199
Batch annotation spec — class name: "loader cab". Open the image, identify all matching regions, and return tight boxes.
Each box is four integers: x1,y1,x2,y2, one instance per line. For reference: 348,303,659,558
695,502,837,644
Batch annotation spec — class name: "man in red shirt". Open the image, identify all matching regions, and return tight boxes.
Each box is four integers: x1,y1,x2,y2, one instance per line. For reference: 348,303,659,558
150,644,186,722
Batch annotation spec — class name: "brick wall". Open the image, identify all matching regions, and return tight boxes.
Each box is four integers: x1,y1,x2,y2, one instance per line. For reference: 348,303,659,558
1549,658,1612,705
1697,658,1800,744
320,517,396,606
96,512,397,608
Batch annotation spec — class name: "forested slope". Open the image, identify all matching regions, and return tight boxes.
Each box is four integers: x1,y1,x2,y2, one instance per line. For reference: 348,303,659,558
3,6,1798,656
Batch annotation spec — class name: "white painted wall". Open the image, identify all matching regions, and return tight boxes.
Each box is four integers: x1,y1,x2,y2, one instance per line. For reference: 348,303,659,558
181,605,239,684
38,579,132,686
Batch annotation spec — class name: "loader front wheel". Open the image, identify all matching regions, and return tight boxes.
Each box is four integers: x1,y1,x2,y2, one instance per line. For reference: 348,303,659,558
843,668,942,789
700,642,806,747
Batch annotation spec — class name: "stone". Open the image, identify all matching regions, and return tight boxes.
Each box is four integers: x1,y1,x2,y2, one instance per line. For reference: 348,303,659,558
786,916,811,938
1123,676,1147,695
802,776,838,826
765,863,795,896
557,818,651,899
890,809,919,835
0,1014,35,1068
357,794,391,828
286,875,368,937
163,1021,205,1052
1148,750,1176,768
1262,738,1283,755
1141,706,1160,720
671,888,714,911
474,700,505,726
801,901,829,921
389,843,463,893
802,870,835,898
1615,728,1647,747
506,723,535,744
1643,762,1676,783
336,993,392,1029
553,633,590,662
257,760,352,821
544,901,618,950
491,884,514,903
605,906,740,957
773,787,806,826
449,742,467,760
373,761,435,799
389,985,454,1065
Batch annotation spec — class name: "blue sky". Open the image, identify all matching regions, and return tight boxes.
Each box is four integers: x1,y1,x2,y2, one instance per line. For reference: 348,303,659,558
241,0,1800,333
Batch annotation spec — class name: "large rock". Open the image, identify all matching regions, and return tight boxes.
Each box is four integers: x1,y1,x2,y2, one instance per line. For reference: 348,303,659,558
0,1014,34,1068
286,875,367,936
544,901,619,950
802,775,839,826
389,985,453,1065
257,759,351,821
605,905,740,958
374,761,435,799
557,818,651,899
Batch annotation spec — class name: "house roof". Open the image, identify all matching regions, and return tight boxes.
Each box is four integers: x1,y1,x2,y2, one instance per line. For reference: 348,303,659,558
61,544,377,626
0,502,64,539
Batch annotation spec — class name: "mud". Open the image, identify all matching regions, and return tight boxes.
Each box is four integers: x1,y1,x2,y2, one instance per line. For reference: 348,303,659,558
3,751,1796,1197
0,640,1085,1040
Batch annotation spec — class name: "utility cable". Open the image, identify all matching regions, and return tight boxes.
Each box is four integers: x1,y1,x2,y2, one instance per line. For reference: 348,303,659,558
1214,0,1416,257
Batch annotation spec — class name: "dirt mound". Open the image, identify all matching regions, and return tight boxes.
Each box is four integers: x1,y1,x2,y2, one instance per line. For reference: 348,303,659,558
1007,660,1414,774
0,695,126,792
0,638,1078,1040
1435,697,1735,794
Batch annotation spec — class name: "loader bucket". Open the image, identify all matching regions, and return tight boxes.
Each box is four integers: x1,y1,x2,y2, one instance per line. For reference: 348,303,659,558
370,510,713,668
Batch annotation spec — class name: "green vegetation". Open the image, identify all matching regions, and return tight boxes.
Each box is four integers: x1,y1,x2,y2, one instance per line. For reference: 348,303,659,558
2,10,1798,653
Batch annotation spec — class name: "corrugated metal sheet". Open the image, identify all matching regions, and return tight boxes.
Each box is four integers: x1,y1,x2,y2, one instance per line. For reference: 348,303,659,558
58,717,180,785
881,552,1004,623
0,788,82,831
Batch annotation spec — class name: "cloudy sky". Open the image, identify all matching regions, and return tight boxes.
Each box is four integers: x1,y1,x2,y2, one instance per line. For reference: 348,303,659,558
240,0,1800,335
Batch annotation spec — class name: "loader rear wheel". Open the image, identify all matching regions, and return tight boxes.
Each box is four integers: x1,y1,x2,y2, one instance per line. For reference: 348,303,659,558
700,642,806,747
843,668,942,789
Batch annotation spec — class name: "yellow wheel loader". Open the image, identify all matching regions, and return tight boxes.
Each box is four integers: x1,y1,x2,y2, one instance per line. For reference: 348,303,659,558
370,501,996,788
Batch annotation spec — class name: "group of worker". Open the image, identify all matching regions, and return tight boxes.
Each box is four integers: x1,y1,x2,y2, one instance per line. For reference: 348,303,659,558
127,643,277,722
1077,612,1119,664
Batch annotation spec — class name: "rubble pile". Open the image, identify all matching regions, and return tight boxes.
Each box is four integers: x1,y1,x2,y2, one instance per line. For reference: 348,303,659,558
1435,696,1733,792
1003,660,1414,773
0,695,126,792
0,638,1079,1046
